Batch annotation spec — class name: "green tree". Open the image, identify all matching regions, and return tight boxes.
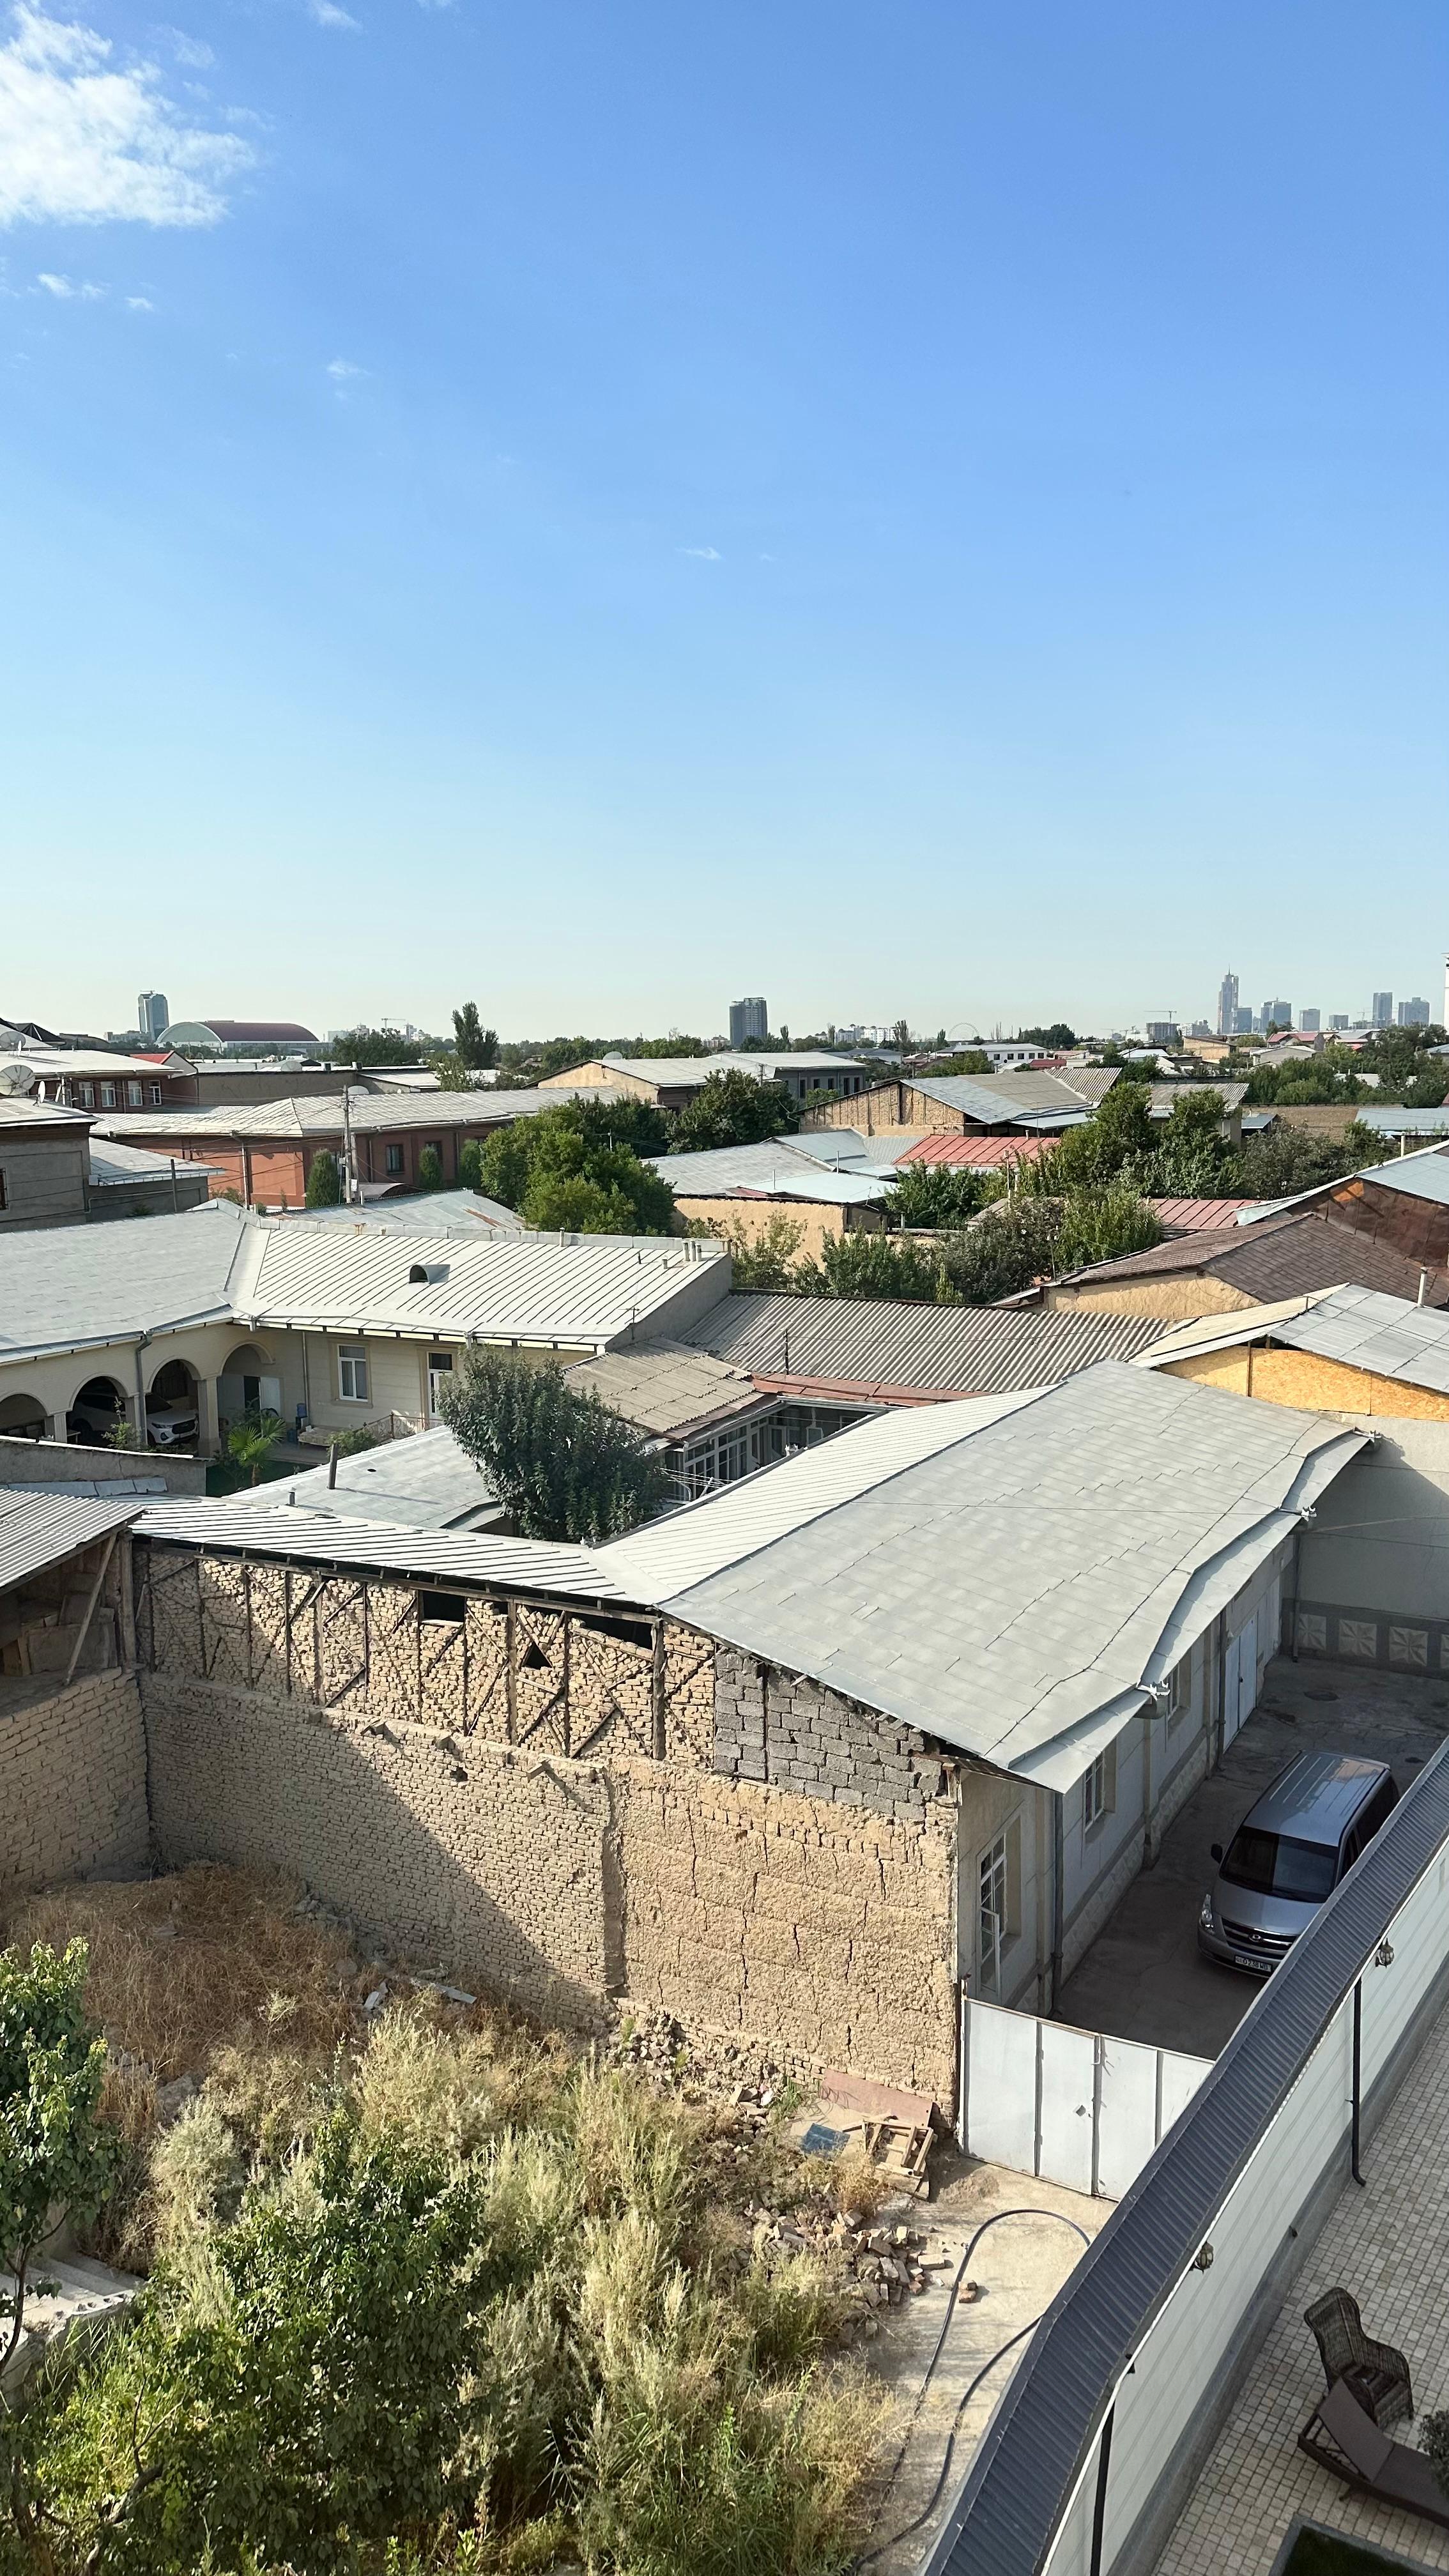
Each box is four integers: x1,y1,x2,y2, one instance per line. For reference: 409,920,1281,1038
631,1034,708,1057
417,1145,445,1191
1018,1023,1077,1050
451,1003,498,1069
1028,1078,1156,1193
477,1103,674,1232
1053,1184,1163,1273
426,1052,475,1091
799,1232,949,1302
1,1939,118,2550
697,1210,807,1289
935,1202,1062,1303
226,1409,282,1487
672,1071,799,1151
886,1164,989,1229
439,1349,673,1542
920,1048,992,1075
42,2121,498,2576
334,1025,425,1068
305,1150,342,1208
457,1137,484,1193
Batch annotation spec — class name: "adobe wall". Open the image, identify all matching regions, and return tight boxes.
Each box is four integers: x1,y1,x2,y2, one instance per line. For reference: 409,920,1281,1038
135,1545,958,2096
0,1670,150,1904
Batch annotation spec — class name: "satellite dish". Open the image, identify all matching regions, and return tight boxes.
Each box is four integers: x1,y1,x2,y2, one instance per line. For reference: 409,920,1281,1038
0,1062,39,1097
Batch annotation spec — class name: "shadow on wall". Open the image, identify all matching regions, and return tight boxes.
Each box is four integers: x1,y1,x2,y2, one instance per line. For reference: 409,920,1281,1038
140,1675,617,2034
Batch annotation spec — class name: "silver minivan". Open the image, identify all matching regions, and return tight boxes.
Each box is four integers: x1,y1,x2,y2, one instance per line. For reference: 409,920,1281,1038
1197,1751,1398,1977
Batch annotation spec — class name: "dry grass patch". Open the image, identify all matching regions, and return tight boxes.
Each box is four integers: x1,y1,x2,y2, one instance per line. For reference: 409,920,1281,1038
6,1864,361,2082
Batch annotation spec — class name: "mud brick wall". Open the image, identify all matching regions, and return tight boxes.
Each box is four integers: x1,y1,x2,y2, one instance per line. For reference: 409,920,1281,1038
0,1670,149,1904
618,1770,957,2098
135,1544,959,2094
713,1648,951,1820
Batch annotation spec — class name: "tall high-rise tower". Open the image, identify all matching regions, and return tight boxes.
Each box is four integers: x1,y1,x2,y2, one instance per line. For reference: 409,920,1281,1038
1216,970,1239,1037
137,991,170,1045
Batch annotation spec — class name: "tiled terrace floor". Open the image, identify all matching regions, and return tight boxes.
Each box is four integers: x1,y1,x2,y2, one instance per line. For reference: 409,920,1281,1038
1156,1990,1449,2573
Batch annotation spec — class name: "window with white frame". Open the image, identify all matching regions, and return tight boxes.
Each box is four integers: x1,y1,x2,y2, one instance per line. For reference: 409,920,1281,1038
427,1351,453,1416
126,1081,142,1107
680,1422,756,1498
1083,1745,1116,1833
148,1083,162,1105
78,1083,95,1108
976,1818,1022,1997
337,1346,369,1402
100,1083,116,1108
1166,1652,1191,1728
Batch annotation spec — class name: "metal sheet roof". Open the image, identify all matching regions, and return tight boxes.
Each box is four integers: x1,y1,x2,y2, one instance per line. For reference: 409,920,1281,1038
218,1425,500,1529
683,1292,1163,1394
280,1191,525,1236
1358,1105,1449,1135
649,1142,887,1203
1354,1153,1449,1204
1148,1197,1255,1232
134,1502,628,1598
0,1095,91,1130
925,1740,1449,2576
1140,1282,1449,1396
235,1224,726,1347
88,1137,223,1184
906,1073,1110,1128
92,1088,620,1142
895,1135,1052,1169
0,1201,249,1361
0,1489,144,1591
564,1340,766,1436
595,1367,1365,1781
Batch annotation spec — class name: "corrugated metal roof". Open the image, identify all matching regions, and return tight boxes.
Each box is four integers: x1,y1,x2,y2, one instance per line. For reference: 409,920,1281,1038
895,1135,1052,1168
786,1131,925,1171
564,1340,766,1436
134,1503,629,1598
1359,1105,1449,1135
236,1224,727,1347
218,1425,500,1530
1355,1153,1449,1204
280,1191,524,1236
0,1490,143,1591
1146,1080,1247,1116
907,1073,1107,1128
92,1089,617,1142
684,1292,1163,1393
0,1095,91,1130
1149,1197,1256,1232
927,1741,1449,2576
88,1137,223,1184
597,1365,1364,1779
1142,1281,1449,1395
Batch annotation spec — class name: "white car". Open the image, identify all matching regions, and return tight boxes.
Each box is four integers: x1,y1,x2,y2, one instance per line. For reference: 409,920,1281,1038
147,1402,199,1449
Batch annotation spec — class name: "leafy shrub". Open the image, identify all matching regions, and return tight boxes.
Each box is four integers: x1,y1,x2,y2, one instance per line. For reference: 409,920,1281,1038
439,1347,673,1541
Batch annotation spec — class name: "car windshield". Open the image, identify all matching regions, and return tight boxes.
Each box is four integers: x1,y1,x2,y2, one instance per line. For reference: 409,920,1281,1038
1220,1827,1338,1903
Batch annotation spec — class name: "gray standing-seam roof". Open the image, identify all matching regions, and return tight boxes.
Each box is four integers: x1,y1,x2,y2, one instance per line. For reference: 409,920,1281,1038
1358,1105,1449,1137
683,1292,1163,1393
281,1190,524,1236
649,1140,889,1204
594,1365,1364,1787
903,1072,1107,1127
87,1136,222,1186
91,1087,618,1144
0,1489,145,1592
0,1096,91,1131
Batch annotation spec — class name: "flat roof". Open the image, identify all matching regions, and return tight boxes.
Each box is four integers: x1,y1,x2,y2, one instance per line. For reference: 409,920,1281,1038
93,1087,617,1140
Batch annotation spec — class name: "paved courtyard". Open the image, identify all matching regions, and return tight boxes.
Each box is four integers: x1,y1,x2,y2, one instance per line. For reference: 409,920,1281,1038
1058,1657,1449,2058
1155,1985,1449,2573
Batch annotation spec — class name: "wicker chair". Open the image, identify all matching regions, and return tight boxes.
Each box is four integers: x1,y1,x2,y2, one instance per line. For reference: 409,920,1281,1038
1305,2290,1414,2429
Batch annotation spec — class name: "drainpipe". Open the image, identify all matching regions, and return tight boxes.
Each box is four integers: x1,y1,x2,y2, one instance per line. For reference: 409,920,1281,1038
132,1331,151,1445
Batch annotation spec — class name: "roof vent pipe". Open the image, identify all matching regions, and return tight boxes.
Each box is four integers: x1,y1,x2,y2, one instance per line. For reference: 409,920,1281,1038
1420,1269,1429,1307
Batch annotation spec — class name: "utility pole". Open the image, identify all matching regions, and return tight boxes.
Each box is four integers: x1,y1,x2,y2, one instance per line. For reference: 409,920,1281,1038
342,1086,361,1204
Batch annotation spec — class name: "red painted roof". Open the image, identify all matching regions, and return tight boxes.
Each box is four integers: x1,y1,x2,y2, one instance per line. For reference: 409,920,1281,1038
1149,1197,1255,1233
896,1133,1052,1167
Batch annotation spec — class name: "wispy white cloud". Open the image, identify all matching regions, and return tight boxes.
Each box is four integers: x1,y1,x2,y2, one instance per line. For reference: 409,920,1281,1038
168,29,213,68
0,5,254,227
37,265,102,294
306,0,360,29
326,355,365,379
126,291,152,308
680,545,721,561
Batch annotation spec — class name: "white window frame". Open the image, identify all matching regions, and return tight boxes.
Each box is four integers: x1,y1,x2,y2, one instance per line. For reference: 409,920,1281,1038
126,1080,142,1107
427,1351,453,1416
976,1816,1022,1998
1083,1748,1116,1834
337,1346,370,1403
100,1083,116,1108
1166,1653,1191,1729
147,1082,162,1105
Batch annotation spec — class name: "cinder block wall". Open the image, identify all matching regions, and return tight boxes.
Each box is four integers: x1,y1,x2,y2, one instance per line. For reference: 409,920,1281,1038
135,1544,958,2096
0,1670,150,1903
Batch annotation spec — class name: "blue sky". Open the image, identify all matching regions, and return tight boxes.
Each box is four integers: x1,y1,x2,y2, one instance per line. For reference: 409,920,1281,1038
3,0,1446,1041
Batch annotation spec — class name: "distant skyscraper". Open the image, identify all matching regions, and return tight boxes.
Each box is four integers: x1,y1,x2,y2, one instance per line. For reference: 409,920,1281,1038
137,991,169,1044
1259,1000,1292,1032
729,995,769,1046
1398,997,1430,1027
1233,1007,1254,1034
1372,992,1393,1027
1216,971,1239,1036
1330,1015,1349,1032
1300,1009,1321,1033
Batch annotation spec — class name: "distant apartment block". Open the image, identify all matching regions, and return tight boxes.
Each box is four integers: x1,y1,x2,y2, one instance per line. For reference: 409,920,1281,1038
1398,995,1430,1026
1257,999,1292,1031
1371,991,1393,1027
1216,970,1238,1036
1144,1020,1181,1048
1299,1009,1321,1032
137,991,169,1045
1330,1014,1349,1031
728,996,769,1046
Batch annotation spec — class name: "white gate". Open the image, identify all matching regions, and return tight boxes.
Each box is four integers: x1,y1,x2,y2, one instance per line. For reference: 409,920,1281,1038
960,1996,1212,2199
